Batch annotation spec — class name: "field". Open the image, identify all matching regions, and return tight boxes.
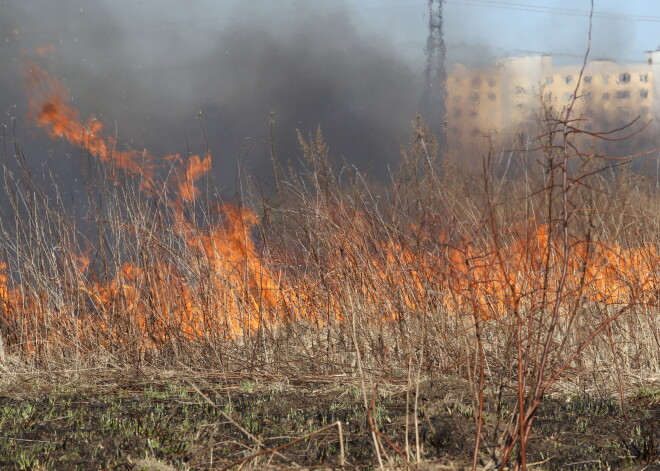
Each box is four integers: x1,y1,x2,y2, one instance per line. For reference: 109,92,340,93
0,60,658,469
0,371,658,470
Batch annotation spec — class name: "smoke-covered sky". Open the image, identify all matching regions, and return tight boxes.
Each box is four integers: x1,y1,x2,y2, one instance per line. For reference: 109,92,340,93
0,0,425,190
1,0,658,191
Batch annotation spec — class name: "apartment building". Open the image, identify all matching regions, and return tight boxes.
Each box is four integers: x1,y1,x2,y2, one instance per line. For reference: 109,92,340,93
445,50,660,162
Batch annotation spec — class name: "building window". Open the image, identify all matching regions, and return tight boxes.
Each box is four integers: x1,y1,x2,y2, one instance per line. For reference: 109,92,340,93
452,108,462,118
515,85,526,95
565,75,573,84
471,77,482,89
616,90,630,99
640,89,649,99
469,110,478,119
488,78,497,87
452,95,461,104
602,92,610,100
583,75,592,84
619,73,631,83
562,93,572,102
488,92,496,101
640,73,649,83
469,92,480,104
471,128,480,137
545,76,554,86
601,75,610,85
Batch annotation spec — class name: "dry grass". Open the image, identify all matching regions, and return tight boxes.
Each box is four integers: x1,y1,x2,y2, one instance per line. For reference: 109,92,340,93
0,63,658,468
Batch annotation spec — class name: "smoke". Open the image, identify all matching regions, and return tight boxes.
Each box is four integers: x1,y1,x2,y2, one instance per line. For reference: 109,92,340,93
0,0,424,191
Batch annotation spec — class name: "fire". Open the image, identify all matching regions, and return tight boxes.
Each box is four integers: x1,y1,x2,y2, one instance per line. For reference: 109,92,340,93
440,225,659,318
0,263,17,315
174,153,213,203
36,44,56,57
24,63,157,188
18,63,293,343
0,63,656,354
23,62,211,200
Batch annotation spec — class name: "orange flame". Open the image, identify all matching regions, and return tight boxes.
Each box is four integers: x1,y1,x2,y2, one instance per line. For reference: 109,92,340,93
24,62,158,188
16,64,286,342
1,63,655,354
23,62,212,198
36,44,56,57
175,153,213,203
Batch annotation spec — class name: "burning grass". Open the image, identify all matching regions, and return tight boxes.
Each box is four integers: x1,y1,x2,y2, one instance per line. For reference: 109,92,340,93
0,61,658,468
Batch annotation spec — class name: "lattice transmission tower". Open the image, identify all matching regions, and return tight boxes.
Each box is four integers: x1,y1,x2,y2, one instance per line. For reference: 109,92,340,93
421,0,447,150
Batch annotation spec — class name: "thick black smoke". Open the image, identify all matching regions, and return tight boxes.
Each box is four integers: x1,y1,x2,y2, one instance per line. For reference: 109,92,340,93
0,0,424,192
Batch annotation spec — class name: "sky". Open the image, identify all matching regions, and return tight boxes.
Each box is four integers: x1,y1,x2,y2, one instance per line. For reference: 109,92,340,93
353,0,660,65
102,0,660,65
1,0,660,192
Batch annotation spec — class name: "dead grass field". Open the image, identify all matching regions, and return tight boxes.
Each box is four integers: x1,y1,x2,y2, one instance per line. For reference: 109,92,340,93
0,57,658,469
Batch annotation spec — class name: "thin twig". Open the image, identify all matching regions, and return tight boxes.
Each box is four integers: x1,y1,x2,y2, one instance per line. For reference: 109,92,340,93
220,421,346,471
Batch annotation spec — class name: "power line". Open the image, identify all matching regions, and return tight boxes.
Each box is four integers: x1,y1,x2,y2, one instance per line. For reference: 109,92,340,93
446,0,660,23
138,0,660,31
506,48,642,63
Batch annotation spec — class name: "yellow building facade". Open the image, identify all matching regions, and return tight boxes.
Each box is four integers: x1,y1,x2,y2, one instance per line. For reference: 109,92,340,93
445,51,660,163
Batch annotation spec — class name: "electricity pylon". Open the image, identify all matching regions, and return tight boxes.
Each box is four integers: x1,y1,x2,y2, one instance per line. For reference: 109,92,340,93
421,0,447,152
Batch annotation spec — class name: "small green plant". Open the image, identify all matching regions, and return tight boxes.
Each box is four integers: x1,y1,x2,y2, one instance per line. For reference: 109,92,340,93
619,422,657,463
16,452,39,471
566,394,617,417
372,403,392,427
240,380,257,393
636,387,660,404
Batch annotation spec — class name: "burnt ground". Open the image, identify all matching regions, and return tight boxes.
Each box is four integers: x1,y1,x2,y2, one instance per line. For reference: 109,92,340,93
0,371,658,470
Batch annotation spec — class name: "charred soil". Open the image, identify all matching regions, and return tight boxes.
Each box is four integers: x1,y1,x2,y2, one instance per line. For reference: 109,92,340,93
0,372,658,470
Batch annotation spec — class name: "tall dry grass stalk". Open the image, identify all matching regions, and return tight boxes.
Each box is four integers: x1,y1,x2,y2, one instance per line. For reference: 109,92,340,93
0,52,658,467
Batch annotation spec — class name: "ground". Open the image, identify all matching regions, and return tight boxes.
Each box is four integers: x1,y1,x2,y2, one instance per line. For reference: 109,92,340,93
0,371,658,470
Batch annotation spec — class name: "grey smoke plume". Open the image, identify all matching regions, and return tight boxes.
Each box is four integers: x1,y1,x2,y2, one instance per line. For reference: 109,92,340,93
0,0,424,190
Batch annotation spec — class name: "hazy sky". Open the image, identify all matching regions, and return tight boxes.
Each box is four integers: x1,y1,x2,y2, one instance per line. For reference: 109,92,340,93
2,0,660,190
351,0,660,62
111,0,660,65
355,0,660,65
